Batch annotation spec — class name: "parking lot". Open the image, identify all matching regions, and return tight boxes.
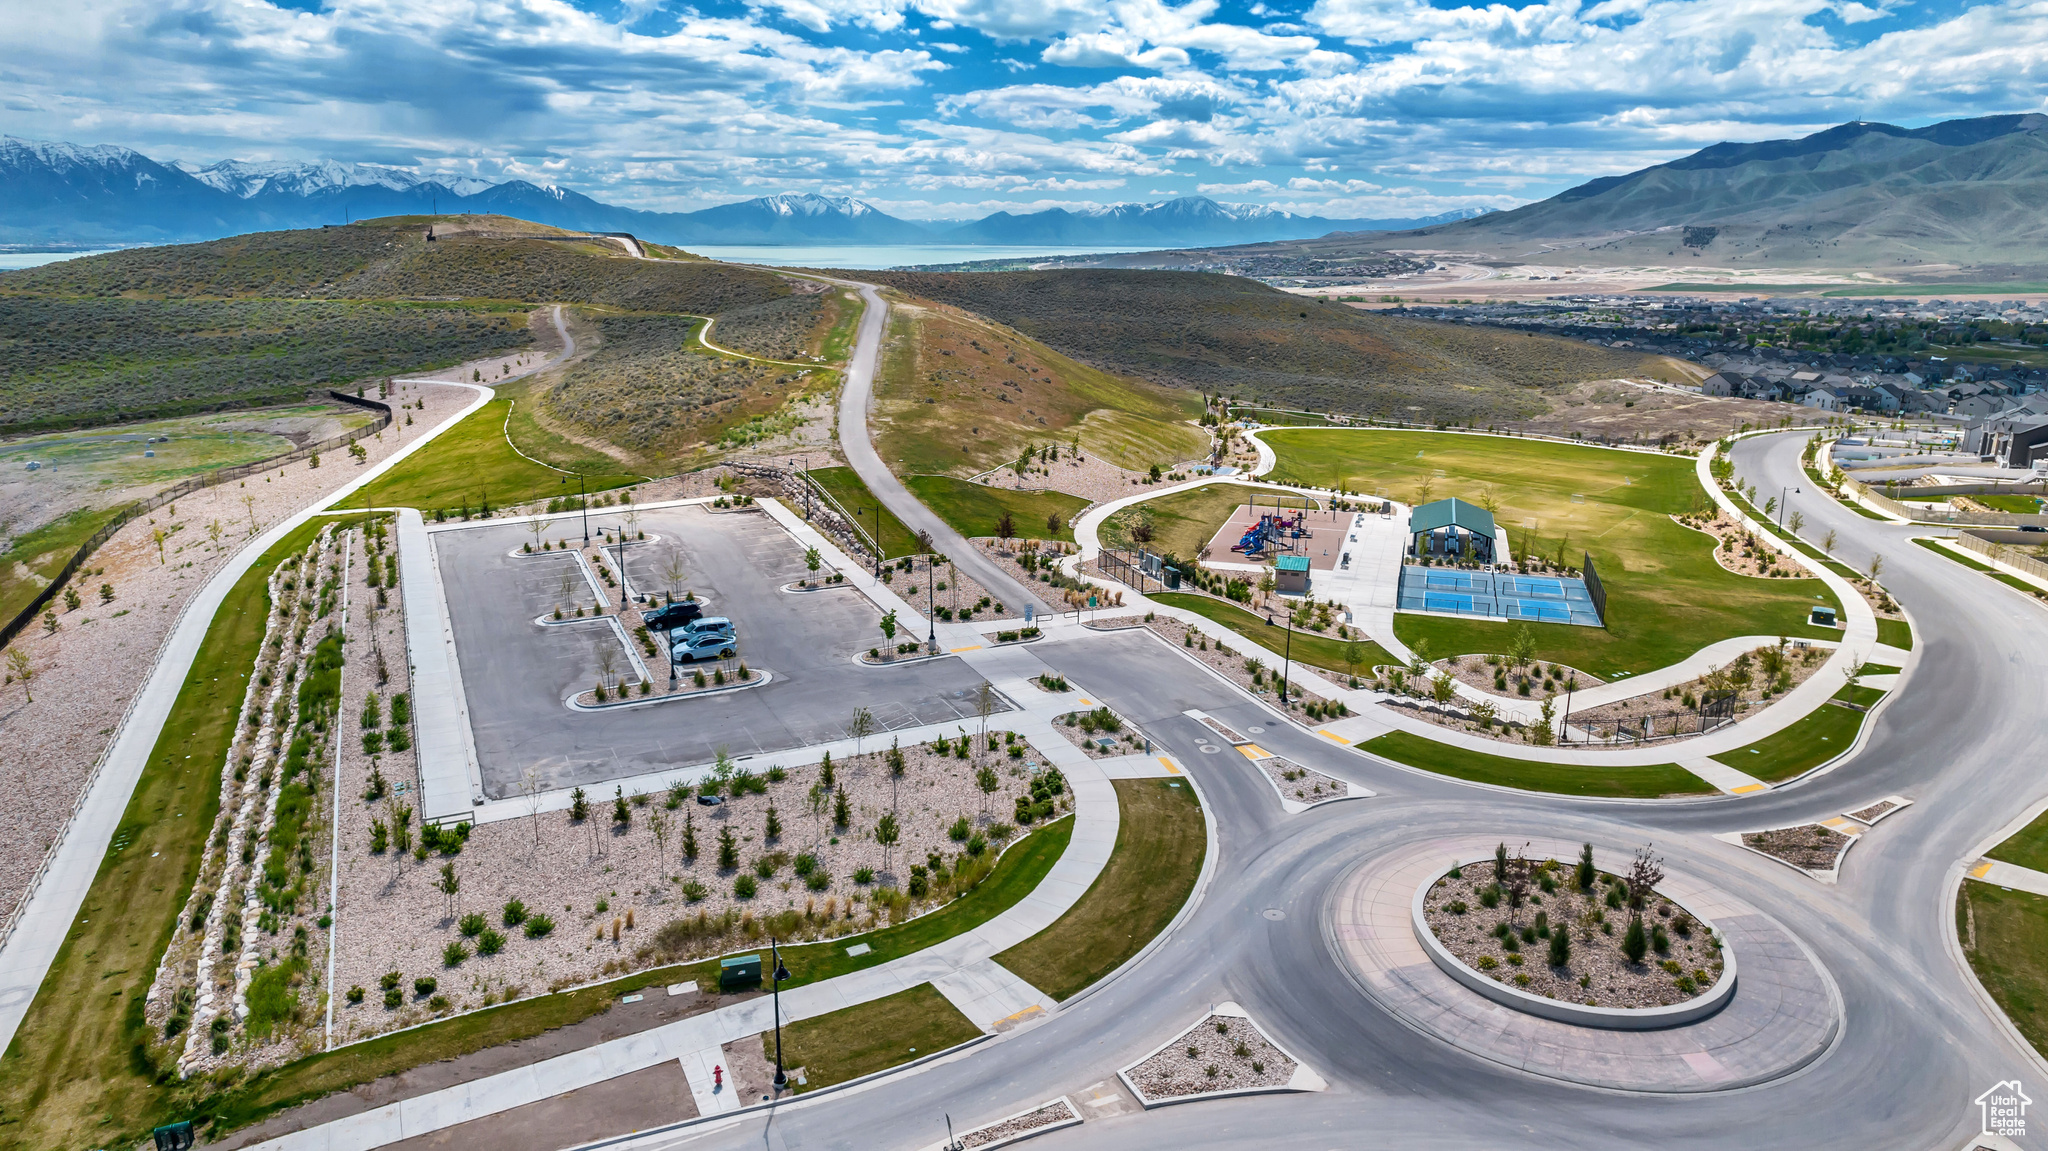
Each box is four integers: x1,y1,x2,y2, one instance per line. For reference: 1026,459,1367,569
433,503,1006,798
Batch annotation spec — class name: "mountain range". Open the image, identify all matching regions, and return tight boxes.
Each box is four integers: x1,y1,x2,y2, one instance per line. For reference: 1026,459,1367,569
0,136,1482,250
1240,113,2048,273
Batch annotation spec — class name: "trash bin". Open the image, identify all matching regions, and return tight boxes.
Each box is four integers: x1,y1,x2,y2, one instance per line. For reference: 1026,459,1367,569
720,954,762,991
153,1122,195,1151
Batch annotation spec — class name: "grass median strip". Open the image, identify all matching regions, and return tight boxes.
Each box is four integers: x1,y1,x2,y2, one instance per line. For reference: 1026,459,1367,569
1960,882,2048,1060
1989,811,2048,874
806,465,921,557
903,475,1088,544
996,779,1205,1001
1357,730,1706,798
1708,685,1882,783
366,396,640,512
1914,537,2048,600
1151,591,1393,680
0,513,374,1151
1876,618,1914,650
771,984,981,1094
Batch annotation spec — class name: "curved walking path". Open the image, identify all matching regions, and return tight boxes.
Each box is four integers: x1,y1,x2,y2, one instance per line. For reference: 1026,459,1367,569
1055,427,1887,784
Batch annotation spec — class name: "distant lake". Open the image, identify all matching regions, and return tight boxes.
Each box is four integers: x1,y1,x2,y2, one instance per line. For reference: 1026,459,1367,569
686,244,1145,270
0,250,121,270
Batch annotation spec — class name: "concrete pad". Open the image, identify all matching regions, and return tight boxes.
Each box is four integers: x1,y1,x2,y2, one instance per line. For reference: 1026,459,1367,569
1680,757,1772,796
398,507,481,824
1972,860,2048,898
933,958,1054,1033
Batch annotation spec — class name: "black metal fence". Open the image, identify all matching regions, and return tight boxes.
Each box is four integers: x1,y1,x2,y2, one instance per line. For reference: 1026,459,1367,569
1,389,392,649
1582,550,1608,625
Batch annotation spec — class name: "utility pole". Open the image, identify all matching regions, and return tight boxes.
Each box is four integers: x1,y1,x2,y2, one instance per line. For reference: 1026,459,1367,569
1279,610,1295,705
770,938,791,1090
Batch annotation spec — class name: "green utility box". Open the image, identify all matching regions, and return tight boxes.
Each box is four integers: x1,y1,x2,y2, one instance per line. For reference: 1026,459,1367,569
720,954,762,991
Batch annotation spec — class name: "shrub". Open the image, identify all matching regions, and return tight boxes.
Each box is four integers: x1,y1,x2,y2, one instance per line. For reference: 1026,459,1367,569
853,867,876,885
793,852,819,877
1475,955,1498,970
346,985,365,1005
443,941,468,967
735,874,758,899
429,994,451,1011
805,870,830,892
682,879,709,902
948,816,971,842
1478,886,1500,909
1547,927,1571,967
1652,925,1670,954
459,913,486,937
524,914,555,939
1622,916,1648,964
414,976,438,996
477,928,506,956
503,899,527,926
383,987,402,1009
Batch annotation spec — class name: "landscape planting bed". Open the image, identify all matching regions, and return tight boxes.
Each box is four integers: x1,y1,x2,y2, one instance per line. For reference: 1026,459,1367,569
954,1098,1081,1149
1256,756,1348,804
1742,825,1854,872
1121,1009,1300,1104
1420,856,1726,1011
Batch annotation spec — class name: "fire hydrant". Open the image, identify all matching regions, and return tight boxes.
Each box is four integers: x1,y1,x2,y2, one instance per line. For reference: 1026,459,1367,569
713,1065,724,1091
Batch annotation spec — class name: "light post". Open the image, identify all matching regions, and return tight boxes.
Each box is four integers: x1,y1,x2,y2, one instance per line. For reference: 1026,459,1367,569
603,525,629,612
865,506,881,578
769,938,791,1090
562,473,590,545
926,556,937,654
1778,485,1800,529
1279,608,1295,706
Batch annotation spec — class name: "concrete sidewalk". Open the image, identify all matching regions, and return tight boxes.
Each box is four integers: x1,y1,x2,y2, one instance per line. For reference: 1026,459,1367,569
1971,859,2048,898
246,681,1119,1151
397,507,483,826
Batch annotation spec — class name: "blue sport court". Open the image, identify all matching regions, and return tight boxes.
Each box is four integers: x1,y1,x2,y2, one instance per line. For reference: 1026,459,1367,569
1398,565,1603,627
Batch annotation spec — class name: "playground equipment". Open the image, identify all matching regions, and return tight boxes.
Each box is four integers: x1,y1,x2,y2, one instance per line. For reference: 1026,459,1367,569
1232,509,1310,557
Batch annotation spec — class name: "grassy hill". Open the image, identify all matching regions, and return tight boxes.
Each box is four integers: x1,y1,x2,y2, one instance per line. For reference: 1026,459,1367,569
874,294,1206,476
857,270,1668,424
0,216,797,439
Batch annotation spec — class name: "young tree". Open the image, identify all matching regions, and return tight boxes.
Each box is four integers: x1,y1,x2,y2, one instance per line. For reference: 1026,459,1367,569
649,808,671,870
152,528,168,565
833,786,851,830
878,612,898,657
1821,528,1839,555
875,812,900,873
569,786,589,822
804,546,821,578
976,764,999,815
1343,638,1366,681
808,782,828,840
612,785,631,827
1502,847,1532,925
6,648,33,703
1430,672,1456,707
1867,553,1885,581
1507,625,1537,675
1575,843,1596,893
682,811,699,862
819,749,835,790
717,826,739,870
974,680,995,748
1045,511,1063,536
996,511,1016,542
1622,915,1649,964
1493,842,1508,884
660,546,689,602
1547,921,1572,967
1787,510,1806,534
1626,845,1665,918
764,804,781,841
520,765,545,848
438,861,461,916
848,706,876,757
242,493,259,535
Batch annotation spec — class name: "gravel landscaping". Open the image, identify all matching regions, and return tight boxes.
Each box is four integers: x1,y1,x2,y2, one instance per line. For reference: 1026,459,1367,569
958,1099,1079,1148
1125,1013,1297,1101
1743,824,1853,871
1850,799,1899,823
325,728,1071,1046
1256,756,1347,804
1134,614,1343,723
1421,853,1726,1009
1051,705,1148,757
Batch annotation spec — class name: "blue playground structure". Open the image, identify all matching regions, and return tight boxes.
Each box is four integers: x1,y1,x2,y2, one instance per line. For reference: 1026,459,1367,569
1232,509,1310,558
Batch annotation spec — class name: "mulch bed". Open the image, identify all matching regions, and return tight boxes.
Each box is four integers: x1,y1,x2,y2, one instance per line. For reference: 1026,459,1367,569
1126,1014,1296,1100
1743,825,1853,871
1421,859,1724,1009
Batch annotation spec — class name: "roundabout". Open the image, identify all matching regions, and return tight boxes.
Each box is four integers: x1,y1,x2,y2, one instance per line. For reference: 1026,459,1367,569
1327,835,1839,1093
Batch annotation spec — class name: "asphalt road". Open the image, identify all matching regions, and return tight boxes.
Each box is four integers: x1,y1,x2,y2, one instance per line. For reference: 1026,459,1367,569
829,279,1040,611
434,504,1003,797
604,428,2048,1151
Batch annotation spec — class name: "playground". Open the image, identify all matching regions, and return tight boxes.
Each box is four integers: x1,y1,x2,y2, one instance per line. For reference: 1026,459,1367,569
1202,499,1349,571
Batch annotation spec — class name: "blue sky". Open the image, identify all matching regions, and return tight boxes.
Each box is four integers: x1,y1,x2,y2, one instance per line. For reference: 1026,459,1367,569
5,0,2045,220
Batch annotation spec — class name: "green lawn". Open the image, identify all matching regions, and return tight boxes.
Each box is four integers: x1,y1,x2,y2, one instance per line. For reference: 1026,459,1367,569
1975,493,2045,515
771,984,980,1093
1708,686,1881,782
0,505,126,632
365,397,641,513
1914,537,2048,599
1357,730,1707,798
1116,482,1320,561
1876,618,1914,649
805,465,922,558
1989,811,2048,874
996,778,1205,1001
903,475,1089,544
1960,883,2048,1059
1261,429,1844,677
0,513,374,1151
1151,592,1392,679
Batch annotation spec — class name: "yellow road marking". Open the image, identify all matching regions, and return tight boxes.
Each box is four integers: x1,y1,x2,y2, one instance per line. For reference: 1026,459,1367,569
1729,783,1766,795
993,1004,1044,1028
1318,729,1348,744
949,645,982,653
1239,744,1272,760
1157,756,1180,774
1971,861,1995,878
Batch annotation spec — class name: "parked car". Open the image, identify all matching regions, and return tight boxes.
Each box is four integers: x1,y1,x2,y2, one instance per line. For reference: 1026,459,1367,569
642,601,705,632
672,632,738,662
677,616,734,641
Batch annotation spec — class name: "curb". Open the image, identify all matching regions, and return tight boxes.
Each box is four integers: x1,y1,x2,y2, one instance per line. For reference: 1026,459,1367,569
1115,1001,1328,1109
565,671,771,711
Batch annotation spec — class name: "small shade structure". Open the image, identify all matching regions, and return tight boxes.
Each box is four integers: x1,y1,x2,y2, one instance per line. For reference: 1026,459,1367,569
1275,553,1311,595
1409,498,1496,563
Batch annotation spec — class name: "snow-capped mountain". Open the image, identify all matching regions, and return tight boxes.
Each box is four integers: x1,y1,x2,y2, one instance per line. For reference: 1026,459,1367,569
943,196,1489,246
0,135,1457,248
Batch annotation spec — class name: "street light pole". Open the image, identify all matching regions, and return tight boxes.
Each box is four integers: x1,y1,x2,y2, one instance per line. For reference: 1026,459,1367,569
866,506,880,578
770,938,791,1090
1279,610,1295,705
1778,485,1800,529
926,557,937,653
